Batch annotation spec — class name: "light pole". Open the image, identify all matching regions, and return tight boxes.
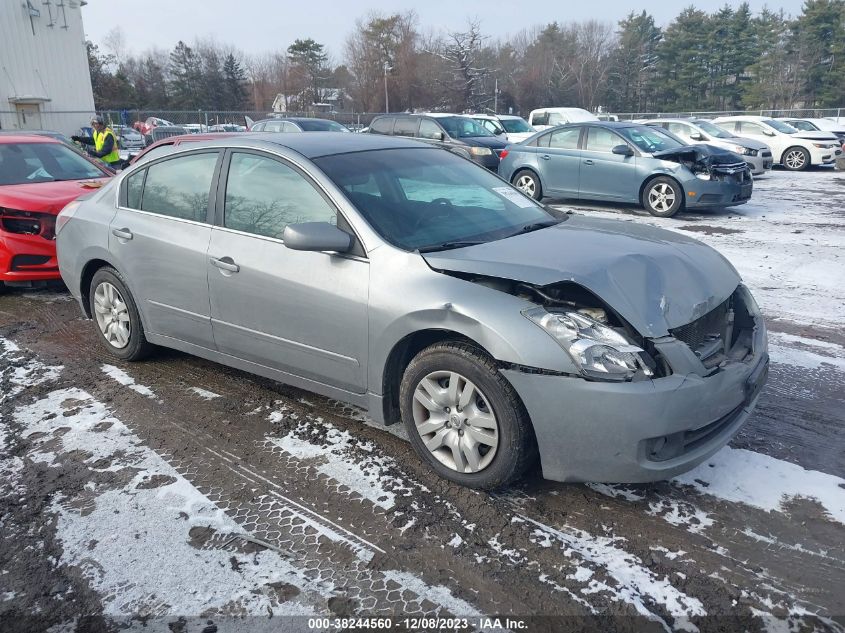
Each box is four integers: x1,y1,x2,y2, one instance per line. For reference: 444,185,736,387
383,62,391,113
493,77,498,114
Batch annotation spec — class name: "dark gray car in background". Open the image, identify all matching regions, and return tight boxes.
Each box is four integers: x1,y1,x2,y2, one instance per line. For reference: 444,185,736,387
367,113,507,171
56,133,768,489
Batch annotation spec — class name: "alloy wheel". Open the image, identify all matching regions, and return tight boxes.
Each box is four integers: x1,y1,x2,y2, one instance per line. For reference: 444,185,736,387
515,174,536,197
648,183,676,212
411,370,499,474
784,150,806,170
93,281,131,349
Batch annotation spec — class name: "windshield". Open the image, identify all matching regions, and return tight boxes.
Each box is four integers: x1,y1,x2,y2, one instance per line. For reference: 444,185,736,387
786,120,817,131
617,125,684,153
501,118,533,133
297,119,350,132
437,117,494,138
314,148,558,251
763,119,798,133
694,120,733,139
0,142,107,185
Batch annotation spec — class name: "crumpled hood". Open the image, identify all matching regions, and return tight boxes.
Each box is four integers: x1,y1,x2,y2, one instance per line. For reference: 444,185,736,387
423,215,741,337
652,143,744,164
0,178,109,215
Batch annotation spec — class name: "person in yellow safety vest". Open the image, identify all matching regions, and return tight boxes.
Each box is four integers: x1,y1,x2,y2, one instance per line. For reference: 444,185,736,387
71,116,121,167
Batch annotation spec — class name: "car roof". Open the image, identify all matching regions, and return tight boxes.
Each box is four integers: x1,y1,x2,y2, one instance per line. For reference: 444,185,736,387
147,131,431,159
255,117,336,124
713,115,766,121
0,133,60,144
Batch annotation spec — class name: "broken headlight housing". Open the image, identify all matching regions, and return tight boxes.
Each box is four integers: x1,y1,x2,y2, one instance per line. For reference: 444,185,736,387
523,307,653,381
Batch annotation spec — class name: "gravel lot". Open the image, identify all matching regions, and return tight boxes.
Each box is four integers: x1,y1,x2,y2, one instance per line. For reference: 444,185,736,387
1,167,843,633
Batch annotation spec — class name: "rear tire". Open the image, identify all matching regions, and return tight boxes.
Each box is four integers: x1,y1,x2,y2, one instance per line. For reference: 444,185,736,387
782,146,810,171
642,176,683,217
512,169,542,200
399,341,537,489
89,267,152,361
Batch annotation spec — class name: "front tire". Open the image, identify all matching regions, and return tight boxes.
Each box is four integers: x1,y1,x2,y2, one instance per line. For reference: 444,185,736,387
782,146,810,171
399,341,537,489
642,176,683,217
512,169,542,200
89,267,152,361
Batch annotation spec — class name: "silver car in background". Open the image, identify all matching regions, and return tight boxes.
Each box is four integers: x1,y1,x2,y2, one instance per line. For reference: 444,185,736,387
56,133,768,489
643,118,773,175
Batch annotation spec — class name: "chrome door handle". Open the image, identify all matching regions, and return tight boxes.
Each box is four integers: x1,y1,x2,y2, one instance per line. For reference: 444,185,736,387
210,256,240,273
583,159,594,165
540,154,551,160
112,228,133,240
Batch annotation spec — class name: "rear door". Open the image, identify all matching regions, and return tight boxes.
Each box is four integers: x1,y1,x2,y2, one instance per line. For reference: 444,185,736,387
110,150,221,348
207,150,369,393
538,127,582,197
577,127,638,202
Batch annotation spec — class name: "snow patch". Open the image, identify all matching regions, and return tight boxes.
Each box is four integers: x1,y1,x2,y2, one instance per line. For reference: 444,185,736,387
266,419,410,511
674,446,845,525
647,498,714,534
14,388,327,616
101,364,156,398
522,514,706,626
381,570,482,617
0,336,62,407
768,332,845,372
189,387,221,400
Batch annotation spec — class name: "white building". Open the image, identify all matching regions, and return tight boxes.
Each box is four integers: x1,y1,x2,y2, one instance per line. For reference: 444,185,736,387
0,0,95,135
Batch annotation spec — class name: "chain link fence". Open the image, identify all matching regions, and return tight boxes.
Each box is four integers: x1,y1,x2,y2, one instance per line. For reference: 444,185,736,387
613,107,844,121
0,109,385,136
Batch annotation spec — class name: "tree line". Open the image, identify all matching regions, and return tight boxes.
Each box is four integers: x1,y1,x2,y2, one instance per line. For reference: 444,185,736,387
88,0,845,115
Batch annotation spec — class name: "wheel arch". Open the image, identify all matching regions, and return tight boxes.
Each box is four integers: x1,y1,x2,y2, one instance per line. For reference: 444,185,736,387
781,145,811,167
80,258,116,318
380,329,498,425
639,173,685,209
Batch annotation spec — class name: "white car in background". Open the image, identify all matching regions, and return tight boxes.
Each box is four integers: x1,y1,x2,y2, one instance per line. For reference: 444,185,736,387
468,114,536,142
713,115,841,171
527,107,598,131
643,117,773,175
776,117,845,151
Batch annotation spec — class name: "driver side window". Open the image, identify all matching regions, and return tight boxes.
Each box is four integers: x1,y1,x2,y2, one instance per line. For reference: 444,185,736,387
224,152,337,240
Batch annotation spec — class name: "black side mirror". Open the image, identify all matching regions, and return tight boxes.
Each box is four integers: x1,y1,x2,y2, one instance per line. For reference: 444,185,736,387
689,132,704,141
283,222,352,253
612,144,634,156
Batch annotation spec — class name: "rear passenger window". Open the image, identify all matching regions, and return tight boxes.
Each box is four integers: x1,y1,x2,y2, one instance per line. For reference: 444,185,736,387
140,152,219,222
370,117,394,135
393,117,419,137
124,169,144,208
224,152,337,239
418,119,442,140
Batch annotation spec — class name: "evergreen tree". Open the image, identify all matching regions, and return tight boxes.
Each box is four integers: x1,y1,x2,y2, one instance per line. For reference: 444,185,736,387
222,53,249,110
287,38,329,107
169,41,203,109
606,11,662,113
657,8,713,111
792,0,845,106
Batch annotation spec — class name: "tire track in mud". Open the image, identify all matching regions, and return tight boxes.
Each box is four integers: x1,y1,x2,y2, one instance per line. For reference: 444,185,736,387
2,293,845,632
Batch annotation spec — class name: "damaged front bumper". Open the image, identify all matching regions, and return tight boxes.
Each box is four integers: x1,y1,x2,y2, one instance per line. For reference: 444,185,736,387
502,285,768,483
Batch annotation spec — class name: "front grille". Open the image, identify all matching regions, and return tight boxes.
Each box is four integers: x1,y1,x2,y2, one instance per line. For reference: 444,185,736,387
761,150,772,158
0,210,56,239
11,255,52,270
712,162,751,183
670,297,730,361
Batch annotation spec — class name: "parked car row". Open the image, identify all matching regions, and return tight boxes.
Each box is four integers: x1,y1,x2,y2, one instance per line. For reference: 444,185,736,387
2,128,769,490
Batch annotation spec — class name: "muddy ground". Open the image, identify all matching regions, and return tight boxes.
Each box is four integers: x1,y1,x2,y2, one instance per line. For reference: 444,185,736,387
1,169,844,633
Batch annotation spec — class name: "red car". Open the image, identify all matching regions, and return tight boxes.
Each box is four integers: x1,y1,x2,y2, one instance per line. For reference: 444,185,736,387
129,132,241,165
132,117,175,136
0,135,111,291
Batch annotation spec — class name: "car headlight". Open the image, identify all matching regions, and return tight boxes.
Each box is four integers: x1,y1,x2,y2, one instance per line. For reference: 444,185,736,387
730,144,756,156
522,307,653,381
469,146,492,156
694,172,711,180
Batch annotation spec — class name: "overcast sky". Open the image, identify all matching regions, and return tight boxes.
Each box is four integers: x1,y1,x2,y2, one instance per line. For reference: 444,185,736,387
81,0,807,58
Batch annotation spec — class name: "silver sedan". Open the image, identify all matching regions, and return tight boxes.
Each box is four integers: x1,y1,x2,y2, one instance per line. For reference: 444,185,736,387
56,133,768,489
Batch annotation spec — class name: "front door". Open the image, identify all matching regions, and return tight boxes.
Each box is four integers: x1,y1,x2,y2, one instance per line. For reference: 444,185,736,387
109,150,220,348
208,150,369,393
577,127,638,202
